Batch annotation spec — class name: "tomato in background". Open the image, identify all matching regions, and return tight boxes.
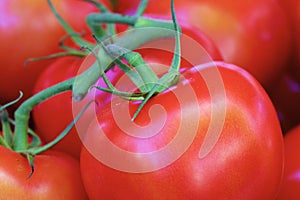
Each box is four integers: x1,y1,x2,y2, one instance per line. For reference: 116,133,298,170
115,0,291,91
277,125,300,200
0,145,88,199
80,62,284,199
277,0,300,82
0,0,111,109
135,14,223,64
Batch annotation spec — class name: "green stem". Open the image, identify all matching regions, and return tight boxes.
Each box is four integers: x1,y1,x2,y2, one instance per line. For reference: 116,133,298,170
72,27,177,101
93,86,145,101
46,0,94,48
131,0,181,121
83,0,117,37
84,44,146,98
8,119,42,148
1,110,13,149
22,100,94,155
24,51,87,68
94,36,146,91
135,0,149,17
86,13,175,30
106,44,159,90
13,78,74,151
83,0,110,13
169,0,181,72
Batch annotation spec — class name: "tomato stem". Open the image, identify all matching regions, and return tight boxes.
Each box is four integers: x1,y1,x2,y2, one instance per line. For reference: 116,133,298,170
0,93,24,149
132,0,181,121
13,78,74,151
22,100,94,155
72,27,177,101
83,0,118,40
83,0,110,13
86,12,175,30
1,110,14,149
82,44,146,99
104,44,159,91
135,0,149,17
46,0,94,49
94,38,147,92
26,153,35,179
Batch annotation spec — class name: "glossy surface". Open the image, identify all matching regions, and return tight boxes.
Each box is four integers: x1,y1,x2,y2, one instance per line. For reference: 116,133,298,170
0,145,88,199
80,62,284,199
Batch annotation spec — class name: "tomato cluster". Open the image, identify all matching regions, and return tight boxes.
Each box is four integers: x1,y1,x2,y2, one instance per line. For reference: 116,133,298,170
0,0,300,199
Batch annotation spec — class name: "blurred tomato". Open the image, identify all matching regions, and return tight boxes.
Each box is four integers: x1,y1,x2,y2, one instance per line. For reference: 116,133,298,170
115,0,291,91
278,0,300,82
0,0,110,109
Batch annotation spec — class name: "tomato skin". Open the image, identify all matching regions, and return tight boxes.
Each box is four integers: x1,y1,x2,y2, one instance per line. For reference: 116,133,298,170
277,125,300,200
80,62,284,199
0,145,88,200
0,0,110,109
115,0,291,91
278,0,300,82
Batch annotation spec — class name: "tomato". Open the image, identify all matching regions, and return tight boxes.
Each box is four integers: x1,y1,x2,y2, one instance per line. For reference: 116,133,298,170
269,73,300,133
0,0,110,109
80,62,284,199
33,20,222,158
278,0,300,82
277,125,300,200
143,15,223,63
0,145,88,199
115,0,291,91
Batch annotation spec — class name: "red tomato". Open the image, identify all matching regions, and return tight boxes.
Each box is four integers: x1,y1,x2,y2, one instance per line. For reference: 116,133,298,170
115,0,292,91
80,62,284,199
139,15,223,63
0,145,88,199
0,0,110,109
277,125,300,200
278,0,300,82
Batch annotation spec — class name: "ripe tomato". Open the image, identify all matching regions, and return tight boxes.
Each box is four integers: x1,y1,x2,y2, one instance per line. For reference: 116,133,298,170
277,125,300,200
0,145,88,199
80,62,284,199
0,0,110,109
278,0,300,82
115,0,291,91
